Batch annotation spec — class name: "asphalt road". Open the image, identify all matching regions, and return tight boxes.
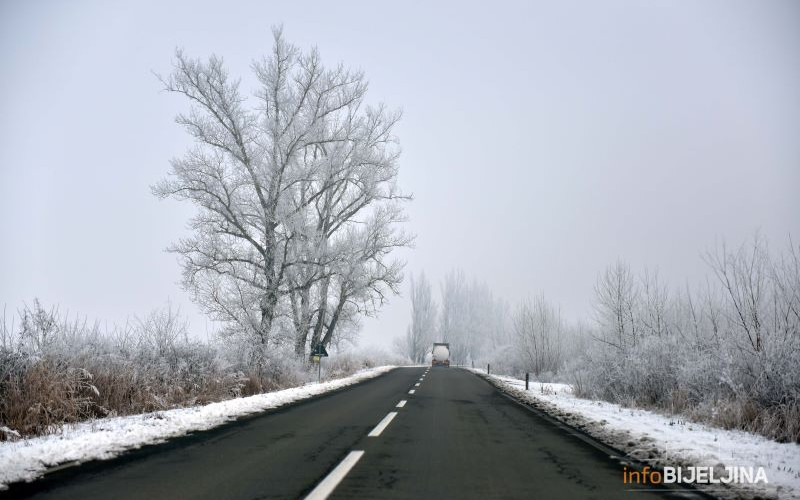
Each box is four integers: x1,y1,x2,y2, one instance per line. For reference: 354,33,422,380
4,367,707,500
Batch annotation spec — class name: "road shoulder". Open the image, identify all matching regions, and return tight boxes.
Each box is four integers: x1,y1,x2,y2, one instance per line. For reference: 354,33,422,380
469,369,797,500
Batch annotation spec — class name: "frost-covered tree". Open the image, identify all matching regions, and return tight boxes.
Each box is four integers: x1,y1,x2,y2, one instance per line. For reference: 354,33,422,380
284,89,410,355
154,28,409,354
438,270,467,363
512,295,563,377
704,236,770,352
639,268,670,339
436,270,500,365
487,297,511,351
301,203,410,356
403,272,437,363
593,260,639,349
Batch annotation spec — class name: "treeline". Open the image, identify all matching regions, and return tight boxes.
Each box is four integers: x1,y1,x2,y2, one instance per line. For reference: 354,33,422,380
398,270,509,366
403,235,800,442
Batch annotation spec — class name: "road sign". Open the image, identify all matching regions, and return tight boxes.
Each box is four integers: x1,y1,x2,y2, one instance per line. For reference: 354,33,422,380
311,343,329,357
310,344,327,383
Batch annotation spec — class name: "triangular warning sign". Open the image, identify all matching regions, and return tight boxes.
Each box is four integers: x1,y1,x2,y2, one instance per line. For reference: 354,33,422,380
312,343,329,357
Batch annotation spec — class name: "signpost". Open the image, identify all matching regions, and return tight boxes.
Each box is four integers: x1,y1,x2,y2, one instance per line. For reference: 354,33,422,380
311,343,329,382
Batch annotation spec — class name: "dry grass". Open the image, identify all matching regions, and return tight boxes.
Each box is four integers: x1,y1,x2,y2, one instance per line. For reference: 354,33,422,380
701,398,800,444
1,361,94,436
0,351,358,440
0,357,234,438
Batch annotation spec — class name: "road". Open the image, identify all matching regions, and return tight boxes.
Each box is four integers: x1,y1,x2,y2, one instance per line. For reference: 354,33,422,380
4,367,706,499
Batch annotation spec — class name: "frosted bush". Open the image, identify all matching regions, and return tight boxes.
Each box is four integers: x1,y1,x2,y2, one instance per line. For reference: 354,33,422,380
569,236,800,442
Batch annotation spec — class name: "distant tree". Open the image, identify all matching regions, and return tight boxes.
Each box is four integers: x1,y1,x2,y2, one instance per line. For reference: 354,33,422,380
769,237,800,341
593,260,639,349
436,270,499,365
487,297,511,351
639,268,670,339
403,272,437,363
439,270,467,363
512,295,563,377
704,236,770,352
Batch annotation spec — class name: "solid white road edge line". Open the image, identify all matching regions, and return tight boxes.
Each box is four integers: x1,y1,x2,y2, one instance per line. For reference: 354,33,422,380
304,450,364,500
408,389,415,394
396,400,407,408
368,412,398,437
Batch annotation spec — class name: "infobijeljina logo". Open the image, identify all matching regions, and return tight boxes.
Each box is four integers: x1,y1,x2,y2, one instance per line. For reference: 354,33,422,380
623,465,768,486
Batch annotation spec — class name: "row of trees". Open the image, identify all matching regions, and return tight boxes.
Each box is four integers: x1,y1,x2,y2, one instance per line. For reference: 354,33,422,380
403,235,800,441
399,270,585,377
155,28,411,360
399,270,509,365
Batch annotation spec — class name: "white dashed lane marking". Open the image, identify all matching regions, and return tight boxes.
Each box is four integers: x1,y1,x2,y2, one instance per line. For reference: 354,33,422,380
368,412,398,437
304,450,365,500
305,369,429,499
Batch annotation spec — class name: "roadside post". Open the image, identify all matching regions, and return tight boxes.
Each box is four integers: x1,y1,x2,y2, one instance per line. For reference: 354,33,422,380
525,372,529,391
311,343,329,382
487,363,490,375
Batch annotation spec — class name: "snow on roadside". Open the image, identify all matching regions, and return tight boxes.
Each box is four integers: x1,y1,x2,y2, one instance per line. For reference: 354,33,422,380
471,369,800,500
0,365,396,490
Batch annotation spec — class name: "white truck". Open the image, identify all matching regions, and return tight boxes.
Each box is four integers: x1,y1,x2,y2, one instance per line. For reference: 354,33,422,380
431,343,450,367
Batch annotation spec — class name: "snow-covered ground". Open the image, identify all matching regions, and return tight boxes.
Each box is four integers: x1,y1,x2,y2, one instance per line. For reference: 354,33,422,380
471,369,800,500
0,365,396,490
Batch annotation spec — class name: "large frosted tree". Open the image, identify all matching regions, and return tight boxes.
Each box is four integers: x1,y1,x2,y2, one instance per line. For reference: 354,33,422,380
154,28,409,354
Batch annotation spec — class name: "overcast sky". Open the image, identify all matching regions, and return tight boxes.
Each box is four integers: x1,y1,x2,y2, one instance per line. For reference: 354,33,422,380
1,0,798,349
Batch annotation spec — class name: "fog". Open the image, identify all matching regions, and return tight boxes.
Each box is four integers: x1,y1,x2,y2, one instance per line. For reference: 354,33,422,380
1,0,798,349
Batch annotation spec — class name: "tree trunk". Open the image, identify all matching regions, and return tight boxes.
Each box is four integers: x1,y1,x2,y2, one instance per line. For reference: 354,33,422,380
321,287,348,348
293,285,312,356
309,276,331,351
258,289,278,345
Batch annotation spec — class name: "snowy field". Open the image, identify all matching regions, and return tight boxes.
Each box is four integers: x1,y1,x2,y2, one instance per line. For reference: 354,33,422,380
472,369,800,500
0,366,396,490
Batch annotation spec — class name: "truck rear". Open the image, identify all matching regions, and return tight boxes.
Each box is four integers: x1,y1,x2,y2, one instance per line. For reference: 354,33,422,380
431,343,450,367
